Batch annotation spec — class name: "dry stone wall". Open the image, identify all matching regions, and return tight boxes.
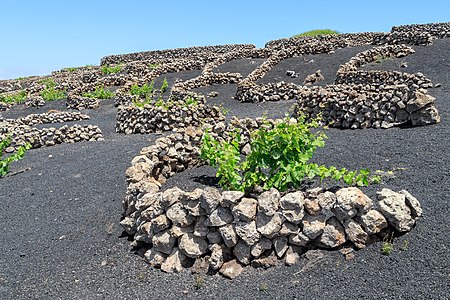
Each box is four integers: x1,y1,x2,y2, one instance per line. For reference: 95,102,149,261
1,112,103,151
100,44,256,66
116,94,226,134
121,120,422,276
391,22,450,39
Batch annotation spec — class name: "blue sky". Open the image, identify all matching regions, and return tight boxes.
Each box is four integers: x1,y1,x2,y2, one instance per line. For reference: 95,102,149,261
0,0,448,79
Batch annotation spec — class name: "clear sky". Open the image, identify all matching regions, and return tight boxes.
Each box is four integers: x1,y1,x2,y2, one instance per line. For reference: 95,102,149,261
0,0,448,80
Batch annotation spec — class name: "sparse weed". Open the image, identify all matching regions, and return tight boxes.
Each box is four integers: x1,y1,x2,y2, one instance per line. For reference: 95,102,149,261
381,234,394,255
259,283,269,292
194,275,203,290
148,63,159,70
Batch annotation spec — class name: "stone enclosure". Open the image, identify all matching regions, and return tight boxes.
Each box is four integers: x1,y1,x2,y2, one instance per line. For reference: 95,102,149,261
1,22,448,277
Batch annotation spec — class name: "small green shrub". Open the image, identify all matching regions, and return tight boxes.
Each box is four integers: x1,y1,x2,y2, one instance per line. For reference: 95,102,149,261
1,136,31,177
201,116,374,192
380,234,394,255
0,90,27,104
131,78,171,107
83,86,114,99
160,78,169,93
130,82,155,99
293,29,340,38
148,63,159,70
39,78,66,101
101,64,122,75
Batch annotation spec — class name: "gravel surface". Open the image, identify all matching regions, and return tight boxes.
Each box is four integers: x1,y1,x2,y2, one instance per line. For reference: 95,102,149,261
1,39,449,300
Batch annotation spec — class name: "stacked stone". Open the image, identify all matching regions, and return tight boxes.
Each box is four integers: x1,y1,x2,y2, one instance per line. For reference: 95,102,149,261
4,111,90,126
265,32,382,53
335,70,433,90
1,122,103,152
373,32,434,46
202,48,260,75
122,123,422,276
66,95,100,110
115,95,226,134
391,22,450,39
171,72,242,98
296,85,440,128
337,44,416,73
100,44,256,66
236,81,300,103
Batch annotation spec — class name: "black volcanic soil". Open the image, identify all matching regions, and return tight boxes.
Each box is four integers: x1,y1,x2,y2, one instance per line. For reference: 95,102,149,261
0,39,449,300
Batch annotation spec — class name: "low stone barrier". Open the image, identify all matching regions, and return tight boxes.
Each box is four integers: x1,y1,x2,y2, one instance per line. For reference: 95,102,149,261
296,85,440,128
337,44,416,73
100,44,256,66
391,22,450,39
121,121,422,277
116,94,225,134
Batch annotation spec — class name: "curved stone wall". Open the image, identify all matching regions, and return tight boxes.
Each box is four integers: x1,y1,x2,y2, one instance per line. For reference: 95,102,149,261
121,120,422,275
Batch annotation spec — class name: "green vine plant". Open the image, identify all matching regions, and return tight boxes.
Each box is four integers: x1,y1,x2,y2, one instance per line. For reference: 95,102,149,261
82,86,114,99
131,78,170,107
201,115,380,192
1,136,31,177
39,79,66,101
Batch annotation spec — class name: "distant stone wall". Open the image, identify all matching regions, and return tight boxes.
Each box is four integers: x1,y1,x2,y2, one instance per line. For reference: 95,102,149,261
336,44,416,73
391,22,450,39
121,120,422,276
264,32,382,54
296,85,440,129
116,94,225,134
100,44,256,66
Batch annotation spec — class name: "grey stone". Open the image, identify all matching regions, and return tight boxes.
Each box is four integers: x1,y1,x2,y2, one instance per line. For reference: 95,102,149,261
207,229,223,244
166,203,193,227
209,244,224,270
280,191,305,210
219,260,244,279
377,188,416,232
235,220,261,246
284,246,300,266
162,187,185,208
257,188,280,216
200,187,222,214
344,219,369,249
359,209,388,235
316,217,346,248
221,190,245,207
179,233,208,258
274,236,288,258
233,239,252,265
302,213,327,240
399,190,422,218
289,232,310,247
144,249,166,268
232,197,258,221
333,187,373,221
161,247,186,273
193,216,209,237
250,237,272,258
219,224,238,247
150,214,171,233
205,206,234,226
256,212,283,238
152,229,176,255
